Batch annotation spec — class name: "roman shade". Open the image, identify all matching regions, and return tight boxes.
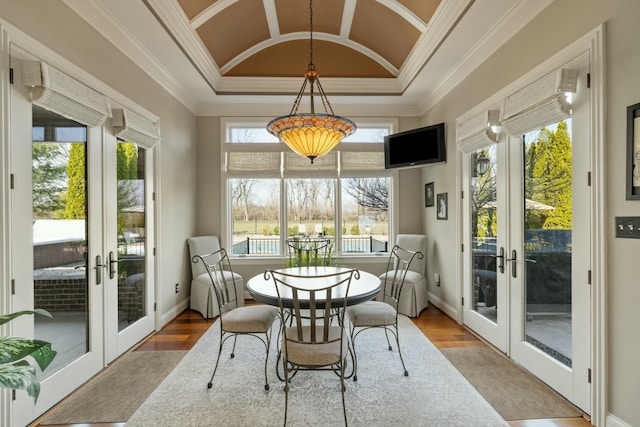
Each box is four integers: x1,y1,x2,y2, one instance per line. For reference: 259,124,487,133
226,151,281,174
500,68,578,136
283,151,337,177
341,151,385,172
112,108,160,149
457,110,500,154
22,61,111,127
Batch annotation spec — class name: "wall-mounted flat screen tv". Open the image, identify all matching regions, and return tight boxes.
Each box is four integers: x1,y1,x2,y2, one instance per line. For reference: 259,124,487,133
383,122,446,169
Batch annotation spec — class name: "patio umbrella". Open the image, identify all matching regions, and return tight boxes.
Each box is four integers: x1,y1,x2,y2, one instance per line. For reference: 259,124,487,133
481,199,555,210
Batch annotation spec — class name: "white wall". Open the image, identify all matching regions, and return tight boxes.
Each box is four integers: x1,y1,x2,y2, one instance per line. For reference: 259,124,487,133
420,0,640,426
0,0,199,325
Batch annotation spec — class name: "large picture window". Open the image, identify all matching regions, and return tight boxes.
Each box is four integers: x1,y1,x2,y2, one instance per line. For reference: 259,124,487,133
223,118,395,257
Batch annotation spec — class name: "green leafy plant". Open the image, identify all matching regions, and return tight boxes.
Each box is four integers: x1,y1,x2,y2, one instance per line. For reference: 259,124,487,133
0,309,57,402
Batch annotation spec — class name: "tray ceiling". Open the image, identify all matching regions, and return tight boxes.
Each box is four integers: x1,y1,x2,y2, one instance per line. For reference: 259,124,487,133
63,0,553,114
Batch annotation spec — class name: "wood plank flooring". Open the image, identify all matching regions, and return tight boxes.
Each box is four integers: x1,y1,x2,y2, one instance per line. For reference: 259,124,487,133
31,305,591,427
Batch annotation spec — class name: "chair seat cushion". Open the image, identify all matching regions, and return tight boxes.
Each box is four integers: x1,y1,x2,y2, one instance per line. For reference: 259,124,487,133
283,325,347,366
378,270,424,286
221,305,278,333
346,301,396,327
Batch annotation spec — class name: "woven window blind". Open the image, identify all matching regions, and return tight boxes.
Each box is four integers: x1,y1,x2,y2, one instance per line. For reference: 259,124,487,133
501,68,578,136
112,108,159,149
457,110,500,154
341,151,385,171
22,61,111,127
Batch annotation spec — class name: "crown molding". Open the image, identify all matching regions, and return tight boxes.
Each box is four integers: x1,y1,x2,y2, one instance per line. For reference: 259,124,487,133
62,0,199,113
417,0,554,115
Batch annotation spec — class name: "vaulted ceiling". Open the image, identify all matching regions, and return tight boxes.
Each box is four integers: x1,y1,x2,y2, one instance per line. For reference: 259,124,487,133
63,0,552,115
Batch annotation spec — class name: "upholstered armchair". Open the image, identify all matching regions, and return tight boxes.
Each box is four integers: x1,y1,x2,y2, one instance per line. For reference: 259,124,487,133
383,234,429,317
187,235,245,318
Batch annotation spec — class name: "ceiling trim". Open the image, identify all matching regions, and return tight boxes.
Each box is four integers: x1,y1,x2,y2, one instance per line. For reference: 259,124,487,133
145,0,224,92
340,0,357,38
214,75,404,95
377,0,428,32
190,0,239,29
396,0,473,91
220,31,399,77
63,0,199,112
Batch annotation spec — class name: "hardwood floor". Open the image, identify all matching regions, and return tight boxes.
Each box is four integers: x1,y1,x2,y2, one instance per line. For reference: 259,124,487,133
31,305,591,427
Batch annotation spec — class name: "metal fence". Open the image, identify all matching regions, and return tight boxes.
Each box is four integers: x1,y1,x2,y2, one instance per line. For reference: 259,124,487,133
232,236,388,255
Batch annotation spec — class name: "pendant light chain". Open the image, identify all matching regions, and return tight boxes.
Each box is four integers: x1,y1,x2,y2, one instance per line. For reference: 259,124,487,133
309,0,314,68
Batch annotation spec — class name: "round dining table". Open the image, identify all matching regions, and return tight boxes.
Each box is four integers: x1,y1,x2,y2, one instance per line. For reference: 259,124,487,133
247,266,382,308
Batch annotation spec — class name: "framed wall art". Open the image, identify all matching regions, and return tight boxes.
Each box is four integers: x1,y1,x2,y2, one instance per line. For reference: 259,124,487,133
627,102,640,200
437,193,448,220
425,182,434,207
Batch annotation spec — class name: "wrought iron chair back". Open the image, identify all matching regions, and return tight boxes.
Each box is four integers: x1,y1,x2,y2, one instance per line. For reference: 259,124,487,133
286,237,334,267
382,244,425,308
265,268,359,426
192,248,239,314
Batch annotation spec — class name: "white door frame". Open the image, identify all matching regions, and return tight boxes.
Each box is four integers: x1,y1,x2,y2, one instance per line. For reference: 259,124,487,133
455,26,606,425
1,23,159,426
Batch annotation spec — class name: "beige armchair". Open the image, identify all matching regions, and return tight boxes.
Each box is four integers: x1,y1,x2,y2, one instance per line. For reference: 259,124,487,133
187,235,245,318
387,234,428,317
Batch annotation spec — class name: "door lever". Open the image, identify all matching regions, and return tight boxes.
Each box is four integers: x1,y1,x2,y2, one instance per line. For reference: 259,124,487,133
95,255,106,285
108,251,118,280
506,249,517,278
491,247,505,274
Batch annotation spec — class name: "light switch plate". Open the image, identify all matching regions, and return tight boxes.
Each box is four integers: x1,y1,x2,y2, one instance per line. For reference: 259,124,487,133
615,216,640,238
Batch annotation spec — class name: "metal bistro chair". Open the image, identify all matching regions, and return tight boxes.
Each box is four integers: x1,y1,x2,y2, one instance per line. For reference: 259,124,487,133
286,236,334,268
346,244,423,381
266,268,359,426
284,237,337,325
192,248,279,391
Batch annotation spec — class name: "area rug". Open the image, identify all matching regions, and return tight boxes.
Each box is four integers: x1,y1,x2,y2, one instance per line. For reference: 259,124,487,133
40,350,187,424
126,316,508,426
440,347,583,420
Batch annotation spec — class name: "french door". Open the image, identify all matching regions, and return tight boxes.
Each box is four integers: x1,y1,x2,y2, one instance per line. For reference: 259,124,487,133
461,54,591,413
9,46,155,425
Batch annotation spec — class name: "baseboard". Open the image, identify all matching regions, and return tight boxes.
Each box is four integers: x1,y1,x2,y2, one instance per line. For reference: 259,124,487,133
606,413,632,427
427,291,459,321
160,298,190,329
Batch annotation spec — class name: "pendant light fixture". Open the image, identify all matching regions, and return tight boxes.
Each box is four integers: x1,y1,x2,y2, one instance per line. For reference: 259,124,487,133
267,0,356,164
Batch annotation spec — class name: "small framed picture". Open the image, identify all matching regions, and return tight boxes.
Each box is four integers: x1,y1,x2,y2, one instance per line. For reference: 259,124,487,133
436,193,448,220
425,182,434,207
627,102,640,200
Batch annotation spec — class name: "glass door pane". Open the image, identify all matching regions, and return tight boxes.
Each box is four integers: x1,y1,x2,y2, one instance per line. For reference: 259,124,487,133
471,146,498,322
522,120,573,366
116,142,146,331
32,106,89,378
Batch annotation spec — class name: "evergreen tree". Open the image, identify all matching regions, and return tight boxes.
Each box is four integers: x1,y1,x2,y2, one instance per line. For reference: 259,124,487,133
32,143,67,219
64,143,86,219
526,121,572,229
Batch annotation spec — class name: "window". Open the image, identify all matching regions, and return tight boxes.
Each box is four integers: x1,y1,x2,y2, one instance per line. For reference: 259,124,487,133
222,118,395,257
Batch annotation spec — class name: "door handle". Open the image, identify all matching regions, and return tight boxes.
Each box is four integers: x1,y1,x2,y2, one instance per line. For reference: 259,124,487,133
108,251,118,280
95,255,107,285
506,249,517,278
491,247,505,274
